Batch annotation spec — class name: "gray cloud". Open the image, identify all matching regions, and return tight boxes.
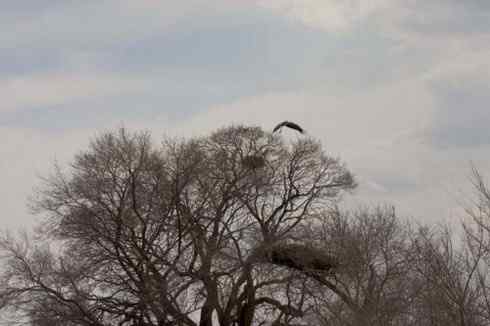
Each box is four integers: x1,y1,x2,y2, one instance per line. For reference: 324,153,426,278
399,1,490,36
429,78,490,149
2,0,490,230
0,1,71,17
0,9,349,129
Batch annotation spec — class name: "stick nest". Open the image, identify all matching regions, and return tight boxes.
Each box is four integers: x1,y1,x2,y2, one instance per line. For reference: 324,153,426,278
242,155,266,170
267,243,338,272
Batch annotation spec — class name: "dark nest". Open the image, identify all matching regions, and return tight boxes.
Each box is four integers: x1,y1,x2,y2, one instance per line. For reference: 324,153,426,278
267,243,339,272
242,154,266,170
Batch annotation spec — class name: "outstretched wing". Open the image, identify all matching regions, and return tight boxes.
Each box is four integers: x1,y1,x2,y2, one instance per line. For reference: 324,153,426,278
284,121,304,133
273,121,287,133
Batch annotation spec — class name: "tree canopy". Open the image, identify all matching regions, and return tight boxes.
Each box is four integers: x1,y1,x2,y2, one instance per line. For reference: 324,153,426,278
0,126,355,326
2,126,490,326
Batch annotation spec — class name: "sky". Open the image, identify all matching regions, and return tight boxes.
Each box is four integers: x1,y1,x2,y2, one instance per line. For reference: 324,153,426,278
2,0,490,229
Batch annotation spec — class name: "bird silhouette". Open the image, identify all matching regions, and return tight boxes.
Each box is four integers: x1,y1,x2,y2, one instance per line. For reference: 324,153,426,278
273,121,304,134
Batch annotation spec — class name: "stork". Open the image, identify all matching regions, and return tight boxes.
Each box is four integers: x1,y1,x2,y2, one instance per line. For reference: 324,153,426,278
273,121,304,134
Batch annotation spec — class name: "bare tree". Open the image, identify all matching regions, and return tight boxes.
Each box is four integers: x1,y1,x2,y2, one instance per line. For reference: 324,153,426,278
451,167,490,325
407,223,489,326
0,126,355,326
299,206,417,326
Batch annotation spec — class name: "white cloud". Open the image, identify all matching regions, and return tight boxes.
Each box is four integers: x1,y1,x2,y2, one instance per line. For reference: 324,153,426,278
2,0,490,230
169,76,490,223
257,0,397,32
0,73,151,113
422,47,490,85
178,78,434,153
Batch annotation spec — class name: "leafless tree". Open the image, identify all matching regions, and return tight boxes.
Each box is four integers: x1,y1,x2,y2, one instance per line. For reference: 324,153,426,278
407,223,489,326
451,166,490,325
0,126,355,326
298,206,417,326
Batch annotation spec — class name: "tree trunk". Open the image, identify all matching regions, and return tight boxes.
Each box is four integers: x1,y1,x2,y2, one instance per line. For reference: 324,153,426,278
199,304,214,326
237,280,255,326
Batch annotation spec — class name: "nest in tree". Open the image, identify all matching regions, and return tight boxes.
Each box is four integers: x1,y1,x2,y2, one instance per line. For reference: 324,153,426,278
267,243,338,272
242,154,266,170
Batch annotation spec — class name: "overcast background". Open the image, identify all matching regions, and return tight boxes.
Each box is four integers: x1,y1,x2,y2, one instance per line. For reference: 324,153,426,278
2,0,490,229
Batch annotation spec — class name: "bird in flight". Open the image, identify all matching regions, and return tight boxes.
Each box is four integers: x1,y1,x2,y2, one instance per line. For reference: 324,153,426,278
273,121,304,134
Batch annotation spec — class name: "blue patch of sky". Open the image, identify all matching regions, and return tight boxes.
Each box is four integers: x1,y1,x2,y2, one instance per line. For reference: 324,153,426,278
0,0,73,16
100,10,411,90
0,48,66,77
1,7,407,130
90,10,334,85
0,89,220,130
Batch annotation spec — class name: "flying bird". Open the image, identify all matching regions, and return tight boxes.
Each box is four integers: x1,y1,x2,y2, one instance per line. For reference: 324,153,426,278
273,121,304,134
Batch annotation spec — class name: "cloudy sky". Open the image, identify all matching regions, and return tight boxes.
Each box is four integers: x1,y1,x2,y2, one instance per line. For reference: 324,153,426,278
2,0,490,229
